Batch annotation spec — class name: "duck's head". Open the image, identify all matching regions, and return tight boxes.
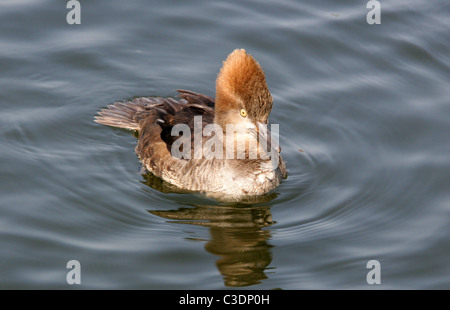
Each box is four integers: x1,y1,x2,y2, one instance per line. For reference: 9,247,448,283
214,49,279,154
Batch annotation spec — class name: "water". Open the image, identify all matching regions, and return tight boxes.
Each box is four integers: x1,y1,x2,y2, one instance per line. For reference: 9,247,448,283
1,0,449,289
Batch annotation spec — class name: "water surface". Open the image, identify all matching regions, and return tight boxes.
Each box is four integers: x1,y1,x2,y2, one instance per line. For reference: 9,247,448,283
1,0,449,289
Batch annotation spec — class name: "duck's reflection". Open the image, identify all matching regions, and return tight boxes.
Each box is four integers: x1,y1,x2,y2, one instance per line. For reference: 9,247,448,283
143,173,276,287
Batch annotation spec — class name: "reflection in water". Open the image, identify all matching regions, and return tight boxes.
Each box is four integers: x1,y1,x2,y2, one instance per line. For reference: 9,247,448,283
150,205,274,287
143,173,276,287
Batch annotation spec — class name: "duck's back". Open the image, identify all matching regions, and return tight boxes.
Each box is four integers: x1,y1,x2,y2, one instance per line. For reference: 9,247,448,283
95,89,215,159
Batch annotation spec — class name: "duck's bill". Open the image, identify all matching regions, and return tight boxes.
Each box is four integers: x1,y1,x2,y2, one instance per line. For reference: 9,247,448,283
256,121,281,154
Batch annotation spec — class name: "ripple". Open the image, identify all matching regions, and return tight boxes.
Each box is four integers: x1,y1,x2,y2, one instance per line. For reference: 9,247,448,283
1,0,449,289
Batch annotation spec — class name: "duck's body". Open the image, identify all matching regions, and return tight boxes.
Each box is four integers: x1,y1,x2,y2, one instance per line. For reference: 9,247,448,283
95,49,287,201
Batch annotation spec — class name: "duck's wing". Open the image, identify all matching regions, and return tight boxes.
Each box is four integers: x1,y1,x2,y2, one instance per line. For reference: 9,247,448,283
135,90,216,185
176,89,215,108
95,90,216,182
95,90,215,143
94,96,182,131
158,90,214,153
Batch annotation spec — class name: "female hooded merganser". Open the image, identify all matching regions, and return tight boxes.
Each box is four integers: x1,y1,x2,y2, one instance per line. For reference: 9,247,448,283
95,49,287,201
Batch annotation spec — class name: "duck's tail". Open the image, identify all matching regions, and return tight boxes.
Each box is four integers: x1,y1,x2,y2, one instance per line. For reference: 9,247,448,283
95,101,148,131
95,90,214,131
95,96,178,131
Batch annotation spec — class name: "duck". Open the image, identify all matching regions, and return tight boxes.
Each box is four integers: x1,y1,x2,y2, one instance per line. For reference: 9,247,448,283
95,49,287,201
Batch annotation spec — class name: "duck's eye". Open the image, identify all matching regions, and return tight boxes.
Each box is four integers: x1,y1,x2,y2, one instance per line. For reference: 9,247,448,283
240,109,248,118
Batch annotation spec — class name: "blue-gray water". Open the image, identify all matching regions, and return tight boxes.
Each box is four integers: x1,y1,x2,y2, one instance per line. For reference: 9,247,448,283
1,0,449,289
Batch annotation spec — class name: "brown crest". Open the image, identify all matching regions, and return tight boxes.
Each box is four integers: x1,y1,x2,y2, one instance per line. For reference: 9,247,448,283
215,49,273,121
